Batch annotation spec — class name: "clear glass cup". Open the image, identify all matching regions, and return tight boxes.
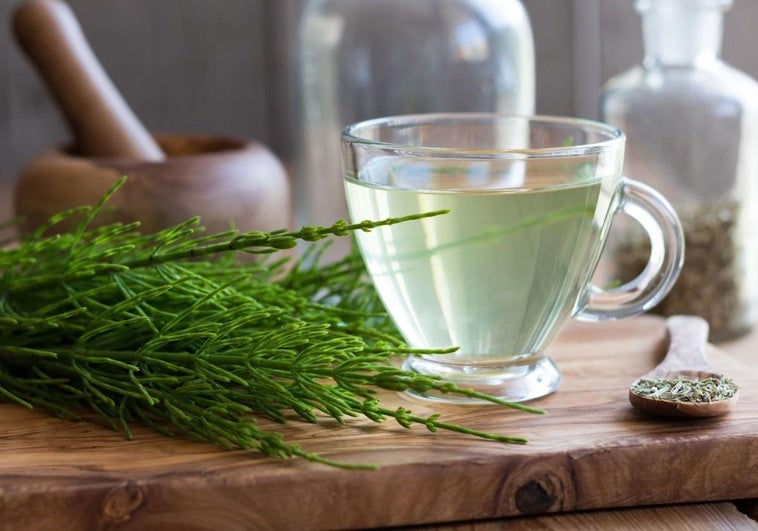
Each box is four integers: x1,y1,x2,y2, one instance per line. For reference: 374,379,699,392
342,114,685,403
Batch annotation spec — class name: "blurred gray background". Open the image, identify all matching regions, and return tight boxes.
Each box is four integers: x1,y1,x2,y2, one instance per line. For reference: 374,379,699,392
1,0,757,191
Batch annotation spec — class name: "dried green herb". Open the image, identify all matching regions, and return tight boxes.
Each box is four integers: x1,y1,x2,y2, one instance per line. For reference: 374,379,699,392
631,374,738,403
612,200,749,340
0,177,544,469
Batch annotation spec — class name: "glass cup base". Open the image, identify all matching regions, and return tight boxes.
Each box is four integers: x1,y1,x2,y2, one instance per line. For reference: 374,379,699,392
401,354,561,404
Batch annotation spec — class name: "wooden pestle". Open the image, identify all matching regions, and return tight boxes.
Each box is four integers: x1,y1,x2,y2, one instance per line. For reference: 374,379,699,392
12,0,293,239
13,0,165,160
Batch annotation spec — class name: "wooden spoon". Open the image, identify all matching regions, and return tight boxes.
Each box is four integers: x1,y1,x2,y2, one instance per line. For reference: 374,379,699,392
629,315,739,418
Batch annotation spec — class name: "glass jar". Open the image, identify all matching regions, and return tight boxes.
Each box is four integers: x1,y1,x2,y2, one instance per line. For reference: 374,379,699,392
295,0,535,257
600,0,758,340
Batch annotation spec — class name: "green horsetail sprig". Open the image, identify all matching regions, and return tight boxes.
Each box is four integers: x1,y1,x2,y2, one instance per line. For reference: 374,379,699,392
0,177,543,469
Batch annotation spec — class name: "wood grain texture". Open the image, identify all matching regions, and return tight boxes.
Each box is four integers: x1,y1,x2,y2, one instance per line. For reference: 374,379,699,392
13,134,293,236
629,316,738,418
423,502,758,530
0,315,756,530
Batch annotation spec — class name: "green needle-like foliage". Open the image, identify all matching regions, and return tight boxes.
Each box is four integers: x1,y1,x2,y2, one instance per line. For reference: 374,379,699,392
0,177,543,469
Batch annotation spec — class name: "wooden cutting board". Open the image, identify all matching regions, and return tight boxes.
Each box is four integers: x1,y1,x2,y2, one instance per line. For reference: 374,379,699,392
0,315,756,530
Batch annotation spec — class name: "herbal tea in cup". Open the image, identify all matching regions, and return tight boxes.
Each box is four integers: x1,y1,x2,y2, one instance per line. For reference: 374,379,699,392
341,114,684,402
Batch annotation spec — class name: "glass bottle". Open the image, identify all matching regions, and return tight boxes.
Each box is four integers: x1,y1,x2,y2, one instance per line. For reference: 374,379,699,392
295,0,535,257
601,0,758,340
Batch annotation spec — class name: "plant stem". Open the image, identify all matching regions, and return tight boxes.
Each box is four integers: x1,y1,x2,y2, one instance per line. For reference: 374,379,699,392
0,178,544,468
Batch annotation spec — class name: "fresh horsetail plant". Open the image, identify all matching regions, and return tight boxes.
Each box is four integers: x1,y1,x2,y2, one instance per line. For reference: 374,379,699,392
0,177,544,469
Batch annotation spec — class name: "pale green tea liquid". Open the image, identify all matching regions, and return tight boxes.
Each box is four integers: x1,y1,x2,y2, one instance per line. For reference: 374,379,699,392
345,166,610,365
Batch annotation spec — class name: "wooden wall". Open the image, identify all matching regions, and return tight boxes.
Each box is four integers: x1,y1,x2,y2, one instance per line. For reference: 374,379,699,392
2,0,758,190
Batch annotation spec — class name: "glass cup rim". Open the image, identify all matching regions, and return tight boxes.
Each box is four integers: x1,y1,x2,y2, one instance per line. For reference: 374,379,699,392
341,113,625,159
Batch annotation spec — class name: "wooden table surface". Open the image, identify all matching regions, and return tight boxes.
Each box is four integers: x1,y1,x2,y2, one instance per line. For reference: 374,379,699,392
449,326,758,530
0,181,756,530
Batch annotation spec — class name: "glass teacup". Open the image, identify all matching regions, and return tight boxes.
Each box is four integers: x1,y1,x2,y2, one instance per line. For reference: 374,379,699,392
342,114,684,402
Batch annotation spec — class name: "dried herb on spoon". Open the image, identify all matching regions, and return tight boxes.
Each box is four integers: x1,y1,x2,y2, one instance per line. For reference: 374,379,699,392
631,374,738,403
0,177,543,469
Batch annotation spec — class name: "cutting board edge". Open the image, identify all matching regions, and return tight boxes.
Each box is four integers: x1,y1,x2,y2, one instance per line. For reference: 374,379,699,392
1,431,756,530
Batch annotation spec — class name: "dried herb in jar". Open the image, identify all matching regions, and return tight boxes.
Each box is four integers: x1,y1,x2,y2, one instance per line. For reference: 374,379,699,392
612,200,749,341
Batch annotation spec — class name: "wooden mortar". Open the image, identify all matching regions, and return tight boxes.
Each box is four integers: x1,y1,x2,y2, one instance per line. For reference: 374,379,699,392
12,0,292,236
14,135,292,235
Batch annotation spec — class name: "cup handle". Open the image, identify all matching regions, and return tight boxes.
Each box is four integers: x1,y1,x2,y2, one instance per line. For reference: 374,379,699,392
576,177,685,322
